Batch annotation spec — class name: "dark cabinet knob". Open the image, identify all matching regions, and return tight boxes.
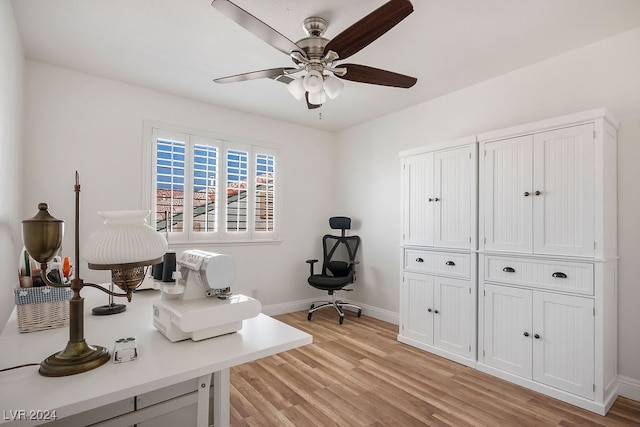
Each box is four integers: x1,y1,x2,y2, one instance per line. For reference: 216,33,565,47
552,272,567,278
445,261,455,266
503,267,516,273
428,198,433,202
434,309,439,314
524,192,530,197
416,257,424,263
535,191,542,196
434,197,440,201
427,308,432,312
523,332,530,337
534,334,541,339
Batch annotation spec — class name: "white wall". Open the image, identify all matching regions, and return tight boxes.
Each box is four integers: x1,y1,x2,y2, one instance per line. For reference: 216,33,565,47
21,61,336,308
335,28,640,380
0,1,24,327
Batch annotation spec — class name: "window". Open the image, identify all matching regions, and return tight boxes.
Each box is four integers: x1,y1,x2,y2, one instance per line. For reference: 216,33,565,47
147,127,280,243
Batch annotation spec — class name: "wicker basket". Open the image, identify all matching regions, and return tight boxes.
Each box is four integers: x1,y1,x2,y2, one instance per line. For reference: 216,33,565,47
14,286,72,333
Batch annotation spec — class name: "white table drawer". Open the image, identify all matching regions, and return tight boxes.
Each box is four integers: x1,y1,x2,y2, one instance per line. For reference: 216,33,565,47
484,256,594,295
404,250,470,278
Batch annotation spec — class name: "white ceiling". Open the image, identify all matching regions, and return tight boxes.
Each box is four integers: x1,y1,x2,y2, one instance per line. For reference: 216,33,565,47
11,0,640,132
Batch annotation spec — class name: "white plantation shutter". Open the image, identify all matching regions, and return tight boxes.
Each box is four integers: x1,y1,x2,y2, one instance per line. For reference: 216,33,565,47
254,151,276,235
192,141,218,234
225,148,249,233
148,126,280,243
153,130,187,234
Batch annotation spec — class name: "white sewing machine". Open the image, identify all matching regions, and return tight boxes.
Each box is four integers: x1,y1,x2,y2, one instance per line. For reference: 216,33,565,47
152,250,261,342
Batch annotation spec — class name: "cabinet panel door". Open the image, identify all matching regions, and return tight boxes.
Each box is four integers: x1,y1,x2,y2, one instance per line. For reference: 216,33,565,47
533,124,595,256
401,272,434,345
532,292,595,399
402,153,434,246
483,284,532,378
433,276,473,358
483,136,533,253
433,147,473,249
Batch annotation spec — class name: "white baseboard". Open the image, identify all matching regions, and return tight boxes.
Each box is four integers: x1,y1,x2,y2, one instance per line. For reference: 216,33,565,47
261,298,399,325
618,375,640,402
261,298,317,317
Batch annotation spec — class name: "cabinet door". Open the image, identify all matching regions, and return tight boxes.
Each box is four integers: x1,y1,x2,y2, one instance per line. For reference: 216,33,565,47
433,146,473,249
482,284,532,378
482,135,533,253
433,276,473,358
532,292,595,399
400,272,434,345
402,153,434,246
532,124,595,256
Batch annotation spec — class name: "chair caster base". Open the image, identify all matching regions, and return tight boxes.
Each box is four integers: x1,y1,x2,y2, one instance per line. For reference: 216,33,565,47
307,299,362,324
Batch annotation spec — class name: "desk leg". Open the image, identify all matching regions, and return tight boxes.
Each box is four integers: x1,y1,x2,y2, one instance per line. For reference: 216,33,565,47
213,368,230,427
197,373,212,427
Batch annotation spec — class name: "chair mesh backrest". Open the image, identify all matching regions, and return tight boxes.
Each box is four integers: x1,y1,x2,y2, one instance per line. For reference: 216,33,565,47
322,234,361,277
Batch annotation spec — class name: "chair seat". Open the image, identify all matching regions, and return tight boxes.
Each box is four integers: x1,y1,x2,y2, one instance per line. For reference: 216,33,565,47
308,274,353,290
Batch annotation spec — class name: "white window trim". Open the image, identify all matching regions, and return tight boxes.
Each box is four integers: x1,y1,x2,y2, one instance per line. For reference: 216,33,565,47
143,122,282,245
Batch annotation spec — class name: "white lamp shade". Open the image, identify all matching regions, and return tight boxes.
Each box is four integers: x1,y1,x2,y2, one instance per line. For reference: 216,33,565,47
303,69,324,94
287,77,305,101
83,211,168,265
323,75,344,99
308,90,326,106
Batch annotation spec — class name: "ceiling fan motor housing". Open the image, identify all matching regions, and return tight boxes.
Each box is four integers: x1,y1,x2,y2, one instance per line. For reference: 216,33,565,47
303,17,328,37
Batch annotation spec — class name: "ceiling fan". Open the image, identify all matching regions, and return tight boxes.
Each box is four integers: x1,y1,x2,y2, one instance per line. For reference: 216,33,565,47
211,0,417,109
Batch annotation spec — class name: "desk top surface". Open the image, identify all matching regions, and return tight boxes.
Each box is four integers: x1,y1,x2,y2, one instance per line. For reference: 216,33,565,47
0,289,312,424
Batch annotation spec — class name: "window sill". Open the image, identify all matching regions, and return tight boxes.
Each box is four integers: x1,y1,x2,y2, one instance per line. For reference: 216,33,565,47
167,239,283,249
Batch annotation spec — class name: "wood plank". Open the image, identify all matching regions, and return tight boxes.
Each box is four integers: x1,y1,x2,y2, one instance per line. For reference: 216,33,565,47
230,310,640,426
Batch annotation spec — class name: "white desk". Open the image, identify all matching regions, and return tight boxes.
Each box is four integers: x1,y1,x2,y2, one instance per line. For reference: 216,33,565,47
0,289,312,426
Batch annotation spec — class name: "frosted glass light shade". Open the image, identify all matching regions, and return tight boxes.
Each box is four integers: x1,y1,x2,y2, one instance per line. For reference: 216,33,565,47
303,69,324,94
83,211,167,266
308,90,326,105
287,77,305,100
323,75,344,99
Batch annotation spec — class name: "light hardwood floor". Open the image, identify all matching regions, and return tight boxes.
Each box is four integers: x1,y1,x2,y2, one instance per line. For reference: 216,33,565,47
230,309,640,426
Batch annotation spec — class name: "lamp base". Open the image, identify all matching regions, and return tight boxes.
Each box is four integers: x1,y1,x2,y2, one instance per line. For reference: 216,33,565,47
39,340,110,377
92,303,126,316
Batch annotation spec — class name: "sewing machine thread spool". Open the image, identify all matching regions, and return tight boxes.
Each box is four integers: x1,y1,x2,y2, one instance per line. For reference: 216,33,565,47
152,261,163,280
162,251,176,282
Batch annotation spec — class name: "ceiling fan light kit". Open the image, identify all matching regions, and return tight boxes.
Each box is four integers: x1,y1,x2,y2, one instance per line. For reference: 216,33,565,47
303,69,324,94
287,77,306,101
212,0,417,109
323,75,344,100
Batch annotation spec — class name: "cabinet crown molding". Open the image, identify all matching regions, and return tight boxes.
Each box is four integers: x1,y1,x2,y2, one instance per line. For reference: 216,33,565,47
477,108,618,143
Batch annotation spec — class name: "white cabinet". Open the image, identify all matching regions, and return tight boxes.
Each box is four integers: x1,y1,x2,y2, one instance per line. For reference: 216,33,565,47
477,109,619,415
481,123,595,256
482,283,595,400
399,136,477,368
400,271,474,362
402,141,476,249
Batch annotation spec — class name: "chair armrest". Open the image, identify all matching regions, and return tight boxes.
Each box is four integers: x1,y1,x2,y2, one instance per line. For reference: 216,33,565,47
306,259,318,275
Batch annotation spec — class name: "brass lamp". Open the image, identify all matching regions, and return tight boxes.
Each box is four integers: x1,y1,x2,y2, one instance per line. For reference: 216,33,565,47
21,172,167,377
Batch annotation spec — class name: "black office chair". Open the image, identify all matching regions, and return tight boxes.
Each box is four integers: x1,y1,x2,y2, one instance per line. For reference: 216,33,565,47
306,217,362,324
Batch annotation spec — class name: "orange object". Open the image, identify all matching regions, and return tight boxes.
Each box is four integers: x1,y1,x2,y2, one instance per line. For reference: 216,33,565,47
63,257,71,279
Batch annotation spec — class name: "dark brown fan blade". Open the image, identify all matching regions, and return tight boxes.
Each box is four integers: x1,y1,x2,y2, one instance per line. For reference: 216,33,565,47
214,68,297,84
212,0,304,56
305,93,322,109
324,0,413,60
339,64,417,88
